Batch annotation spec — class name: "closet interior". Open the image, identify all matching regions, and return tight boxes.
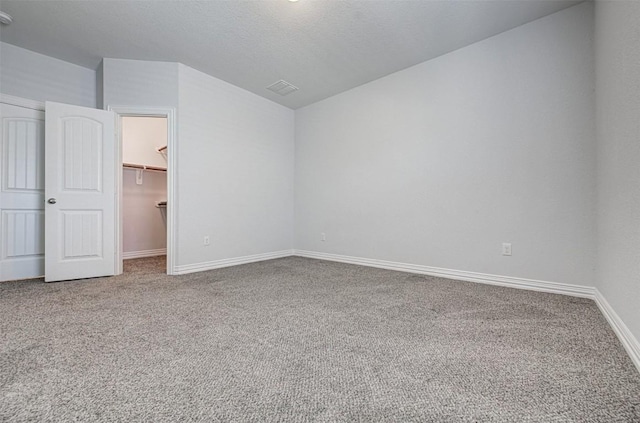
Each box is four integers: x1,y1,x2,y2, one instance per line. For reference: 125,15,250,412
121,116,168,269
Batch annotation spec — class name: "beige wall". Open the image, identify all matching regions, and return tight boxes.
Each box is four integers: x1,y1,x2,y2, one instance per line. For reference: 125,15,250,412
122,116,168,169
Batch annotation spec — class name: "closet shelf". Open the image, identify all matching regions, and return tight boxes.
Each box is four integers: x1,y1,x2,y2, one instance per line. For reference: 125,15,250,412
123,163,166,172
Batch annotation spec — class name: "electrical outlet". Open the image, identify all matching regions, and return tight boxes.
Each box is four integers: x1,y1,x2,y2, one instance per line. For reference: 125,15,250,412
203,236,210,246
502,243,512,256
321,232,326,242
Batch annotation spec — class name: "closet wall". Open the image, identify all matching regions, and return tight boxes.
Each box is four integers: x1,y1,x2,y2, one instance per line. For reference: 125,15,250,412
122,170,167,257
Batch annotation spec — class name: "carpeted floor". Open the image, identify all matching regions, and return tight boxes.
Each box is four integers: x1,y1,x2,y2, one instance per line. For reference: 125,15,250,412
1,257,639,422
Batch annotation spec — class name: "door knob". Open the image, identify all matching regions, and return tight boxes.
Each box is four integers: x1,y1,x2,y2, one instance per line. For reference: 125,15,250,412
47,198,57,204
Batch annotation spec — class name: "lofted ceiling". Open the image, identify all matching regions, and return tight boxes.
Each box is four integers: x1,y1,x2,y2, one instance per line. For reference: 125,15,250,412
0,0,582,109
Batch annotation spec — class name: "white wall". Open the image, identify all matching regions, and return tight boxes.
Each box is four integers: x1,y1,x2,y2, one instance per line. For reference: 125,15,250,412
101,58,179,109
178,64,294,267
295,3,596,287
0,42,96,107
122,168,167,255
595,1,640,343
102,59,295,270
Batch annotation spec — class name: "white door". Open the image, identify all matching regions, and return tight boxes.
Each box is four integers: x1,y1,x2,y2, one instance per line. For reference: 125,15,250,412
44,102,116,282
0,103,45,281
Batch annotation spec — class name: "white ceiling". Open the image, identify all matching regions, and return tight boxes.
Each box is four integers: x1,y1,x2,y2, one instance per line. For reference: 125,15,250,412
0,0,582,109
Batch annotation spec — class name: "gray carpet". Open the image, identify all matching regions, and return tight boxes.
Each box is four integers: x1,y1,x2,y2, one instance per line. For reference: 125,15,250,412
1,257,639,422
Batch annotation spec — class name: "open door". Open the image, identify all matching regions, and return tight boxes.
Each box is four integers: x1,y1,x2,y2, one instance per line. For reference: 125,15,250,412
44,102,116,282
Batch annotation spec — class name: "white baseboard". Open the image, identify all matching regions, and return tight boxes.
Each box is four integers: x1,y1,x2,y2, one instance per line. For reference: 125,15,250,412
173,250,294,275
594,289,640,372
123,248,166,260
294,250,595,298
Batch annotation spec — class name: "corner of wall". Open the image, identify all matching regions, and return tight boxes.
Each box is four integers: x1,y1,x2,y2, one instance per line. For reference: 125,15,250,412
593,0,640,371
96,59,104,110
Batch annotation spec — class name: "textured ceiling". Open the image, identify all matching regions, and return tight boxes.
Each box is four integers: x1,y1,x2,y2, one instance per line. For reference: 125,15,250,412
0,0,582,109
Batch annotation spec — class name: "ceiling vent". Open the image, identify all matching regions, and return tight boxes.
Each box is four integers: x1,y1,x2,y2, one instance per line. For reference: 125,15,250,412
266,80,299,96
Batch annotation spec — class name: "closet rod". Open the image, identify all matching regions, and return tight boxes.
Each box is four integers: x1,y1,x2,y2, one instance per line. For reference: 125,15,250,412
123,163,167,172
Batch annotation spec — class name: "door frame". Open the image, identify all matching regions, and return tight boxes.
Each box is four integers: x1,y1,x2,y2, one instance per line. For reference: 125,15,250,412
0,94,45,111
107,105,177,276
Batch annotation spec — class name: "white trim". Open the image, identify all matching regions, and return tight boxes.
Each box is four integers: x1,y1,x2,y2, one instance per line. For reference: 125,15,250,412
0,94,45,111
108,106,178,276
594,289,640,372
174,250,294,275
294,250,595,298
123,249,167,260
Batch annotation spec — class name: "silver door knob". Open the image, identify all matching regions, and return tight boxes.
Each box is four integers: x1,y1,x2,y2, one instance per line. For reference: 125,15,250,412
47,198,57,204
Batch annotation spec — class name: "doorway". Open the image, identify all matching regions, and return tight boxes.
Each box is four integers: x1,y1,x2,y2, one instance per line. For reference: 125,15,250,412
110,106,177,276
121,116,167,273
